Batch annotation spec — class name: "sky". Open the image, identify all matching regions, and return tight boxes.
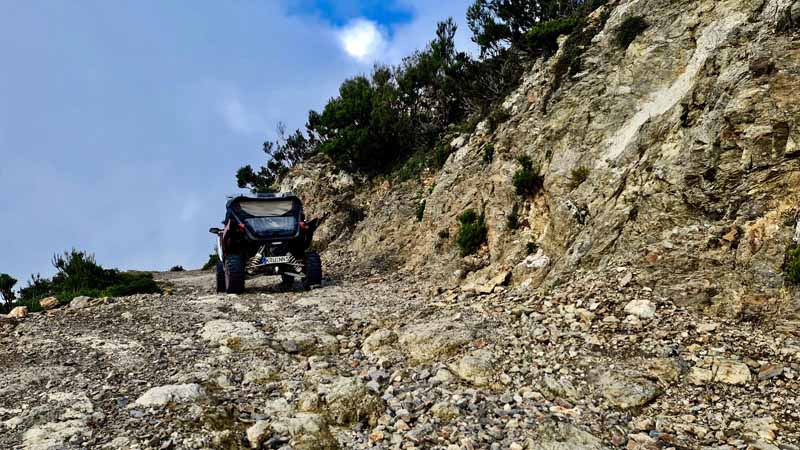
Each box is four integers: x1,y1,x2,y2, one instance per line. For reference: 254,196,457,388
0,0,475,286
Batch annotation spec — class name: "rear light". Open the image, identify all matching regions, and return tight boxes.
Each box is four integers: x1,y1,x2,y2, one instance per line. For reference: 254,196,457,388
299,221,307,231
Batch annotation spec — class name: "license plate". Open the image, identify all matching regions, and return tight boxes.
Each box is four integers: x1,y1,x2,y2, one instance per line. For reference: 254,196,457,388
264,256,292,264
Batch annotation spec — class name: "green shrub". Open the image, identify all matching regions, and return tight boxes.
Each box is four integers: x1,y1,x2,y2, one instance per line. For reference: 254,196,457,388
513,156,544,196
615,16,648,49
482,144,495,164
569,166,590,189
416,200,426,222
487,105,511,132
507,204,520,230
169,265,185,272
456,209,488,256
526,241,539,255
523,16,581,56
202,253,220,271
786,245,800,285
15,250,161,306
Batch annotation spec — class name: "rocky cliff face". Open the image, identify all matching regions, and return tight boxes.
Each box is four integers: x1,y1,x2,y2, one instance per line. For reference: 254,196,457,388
283,0,800,318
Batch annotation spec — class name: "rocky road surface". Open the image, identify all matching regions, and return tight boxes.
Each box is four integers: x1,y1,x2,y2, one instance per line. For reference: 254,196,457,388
1,268,799,450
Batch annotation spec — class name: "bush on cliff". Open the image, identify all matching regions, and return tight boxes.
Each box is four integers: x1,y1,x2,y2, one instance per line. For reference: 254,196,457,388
513,156,544,196
786,245,800,285
457,209,488,256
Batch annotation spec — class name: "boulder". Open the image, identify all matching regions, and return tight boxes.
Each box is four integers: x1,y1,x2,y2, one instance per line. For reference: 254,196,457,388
274,328,339,355
530,420,610,450
7,306,28,318
133,383,206,407
451,349,496,386
271,413,338,450
624,300,656,319
39,297,60,310
596,372,660,409
320,377,382,425
246,421,271,449
199,320,268,350
361,329,398,356
687,359,751,385
22,420,90,450
399,320,475,364
70,296,93,309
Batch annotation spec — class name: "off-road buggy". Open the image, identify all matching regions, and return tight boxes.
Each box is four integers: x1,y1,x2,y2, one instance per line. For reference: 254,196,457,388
209,193,321,293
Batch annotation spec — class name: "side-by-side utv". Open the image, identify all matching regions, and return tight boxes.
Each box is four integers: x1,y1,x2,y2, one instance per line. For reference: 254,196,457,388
209,193,321,293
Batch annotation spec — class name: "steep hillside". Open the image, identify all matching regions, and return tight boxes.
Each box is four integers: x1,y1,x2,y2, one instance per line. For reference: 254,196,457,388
283,0,800,319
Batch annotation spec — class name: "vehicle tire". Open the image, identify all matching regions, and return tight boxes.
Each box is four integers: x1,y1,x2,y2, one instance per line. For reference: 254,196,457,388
224,255,246,294
280,273,294,289
215,261,225,293
302,251,322,290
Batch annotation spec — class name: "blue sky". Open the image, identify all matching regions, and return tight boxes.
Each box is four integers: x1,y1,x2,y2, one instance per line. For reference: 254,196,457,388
0,0,474,285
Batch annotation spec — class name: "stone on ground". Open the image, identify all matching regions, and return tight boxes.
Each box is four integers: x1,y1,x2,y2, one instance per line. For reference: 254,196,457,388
133,383,206,407
199,320,268,350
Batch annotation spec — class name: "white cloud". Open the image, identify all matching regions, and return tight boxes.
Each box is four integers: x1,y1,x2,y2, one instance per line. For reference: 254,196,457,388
337,18,387,63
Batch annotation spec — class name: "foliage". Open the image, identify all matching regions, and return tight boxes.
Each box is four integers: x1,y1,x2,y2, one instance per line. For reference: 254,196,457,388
786,245,800,285
487,105,512,132
482,144,495,164
513,156,544,196
527,241,539,254
467,0,588,57
0,273,17,311
615,16,649,49
169,265,185,272
202,253,220,271
523,16,581,56
16,250,161,305
569,166,590,189
457,209,488,256
416,200,426,222
507,204,521,230
237,123,318,193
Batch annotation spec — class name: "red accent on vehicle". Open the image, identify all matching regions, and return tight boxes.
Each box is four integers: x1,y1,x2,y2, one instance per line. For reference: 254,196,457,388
299,221,307,231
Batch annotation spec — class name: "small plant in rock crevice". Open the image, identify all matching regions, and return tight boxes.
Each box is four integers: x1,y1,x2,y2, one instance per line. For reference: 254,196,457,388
616,16,649,49
526,241,539,255
482,144,495,164
569,166,590,189
507,204,521,230
456,209,488,257
513,156,544,196
785,245,800,285
415,200,426,222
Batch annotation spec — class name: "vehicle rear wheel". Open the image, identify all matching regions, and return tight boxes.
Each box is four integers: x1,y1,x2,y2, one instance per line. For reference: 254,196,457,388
280,273,295,289
302,251,322,290
215,261,225,293
224,255,246,294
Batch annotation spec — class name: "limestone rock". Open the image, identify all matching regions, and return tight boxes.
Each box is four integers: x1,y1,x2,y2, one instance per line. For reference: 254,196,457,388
70,296,93,309
133,383,206,407
430,401,460,422
7,306,28,319
399,320,475,364
22,420,90,450
596,372,660,409
246,421,271,449
624,300,656,319
361,329,398,356
451,349,496,386
39,297,59,310
271,413,338,450
687,359,751,385
199,320,267,350
274,328,339,355
530,420,610,450
320,377,382,425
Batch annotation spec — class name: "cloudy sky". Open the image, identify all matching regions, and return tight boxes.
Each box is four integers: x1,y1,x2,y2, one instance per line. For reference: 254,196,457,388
0,0,475,285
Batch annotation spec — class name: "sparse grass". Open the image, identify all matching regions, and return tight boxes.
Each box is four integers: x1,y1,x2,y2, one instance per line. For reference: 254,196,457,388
456,209,488,256
616,16,649,49
786,245,800,285
416,200,426,222
512,156,544,196
569,166,590,189
482,144,495,164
